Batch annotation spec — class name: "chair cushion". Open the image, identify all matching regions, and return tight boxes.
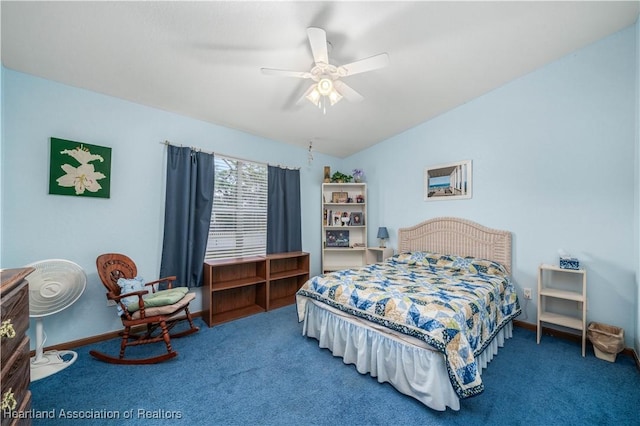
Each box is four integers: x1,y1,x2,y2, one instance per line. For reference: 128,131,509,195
116,276,146,316
126,287,189,313
130,292,196,319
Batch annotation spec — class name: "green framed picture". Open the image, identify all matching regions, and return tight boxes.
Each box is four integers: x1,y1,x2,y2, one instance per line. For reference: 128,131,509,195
49,137,112,198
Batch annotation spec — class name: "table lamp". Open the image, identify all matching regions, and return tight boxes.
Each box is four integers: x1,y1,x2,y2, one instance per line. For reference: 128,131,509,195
377,227,389,248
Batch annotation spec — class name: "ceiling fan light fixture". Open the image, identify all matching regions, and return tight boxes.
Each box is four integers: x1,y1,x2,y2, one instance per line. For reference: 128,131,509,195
317,78,333,96
306,87,321,105
262,27,389,113
328,89,342,106
306,78,342,109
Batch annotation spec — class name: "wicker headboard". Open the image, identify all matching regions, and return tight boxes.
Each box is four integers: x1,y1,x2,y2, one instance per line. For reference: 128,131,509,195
397,217,512,274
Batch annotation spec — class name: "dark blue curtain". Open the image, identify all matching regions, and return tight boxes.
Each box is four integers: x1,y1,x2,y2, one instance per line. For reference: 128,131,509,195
160,146,215,287
267,166,302,254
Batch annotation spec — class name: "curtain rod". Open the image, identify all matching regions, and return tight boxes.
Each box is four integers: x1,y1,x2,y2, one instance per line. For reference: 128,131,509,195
159,140,300,170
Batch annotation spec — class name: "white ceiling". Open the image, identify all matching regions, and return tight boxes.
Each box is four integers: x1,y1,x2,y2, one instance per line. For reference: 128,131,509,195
2,1,638,158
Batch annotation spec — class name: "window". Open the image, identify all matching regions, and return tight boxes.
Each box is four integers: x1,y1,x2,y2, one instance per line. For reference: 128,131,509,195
205,156,268,260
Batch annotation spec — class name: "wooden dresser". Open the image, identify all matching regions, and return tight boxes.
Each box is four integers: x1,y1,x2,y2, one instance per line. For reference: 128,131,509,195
1,268,33,426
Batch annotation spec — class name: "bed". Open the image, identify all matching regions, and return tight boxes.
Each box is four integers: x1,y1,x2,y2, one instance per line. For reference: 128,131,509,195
296,217,521,411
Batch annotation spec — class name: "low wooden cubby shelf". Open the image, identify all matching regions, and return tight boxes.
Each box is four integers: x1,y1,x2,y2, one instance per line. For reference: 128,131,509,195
202,251,309,327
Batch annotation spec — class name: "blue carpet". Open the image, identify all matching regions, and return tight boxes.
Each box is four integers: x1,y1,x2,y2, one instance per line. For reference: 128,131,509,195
29,305,640,425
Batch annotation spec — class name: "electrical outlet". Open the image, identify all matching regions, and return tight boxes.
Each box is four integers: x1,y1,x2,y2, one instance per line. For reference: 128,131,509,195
523,288,532,300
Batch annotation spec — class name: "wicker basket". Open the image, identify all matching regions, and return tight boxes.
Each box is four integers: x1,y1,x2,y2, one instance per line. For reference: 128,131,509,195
587,322,624,362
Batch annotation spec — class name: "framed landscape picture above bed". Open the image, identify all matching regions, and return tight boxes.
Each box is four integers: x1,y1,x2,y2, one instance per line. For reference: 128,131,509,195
424,160,472,201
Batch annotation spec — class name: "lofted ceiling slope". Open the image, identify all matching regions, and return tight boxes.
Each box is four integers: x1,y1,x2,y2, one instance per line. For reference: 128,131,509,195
2,1,638,157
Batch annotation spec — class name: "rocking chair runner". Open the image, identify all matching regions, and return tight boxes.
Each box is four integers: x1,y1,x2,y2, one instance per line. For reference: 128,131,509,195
91,253,199,364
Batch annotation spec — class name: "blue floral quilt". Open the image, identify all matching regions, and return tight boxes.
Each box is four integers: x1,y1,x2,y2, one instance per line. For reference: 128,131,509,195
296,252,521,399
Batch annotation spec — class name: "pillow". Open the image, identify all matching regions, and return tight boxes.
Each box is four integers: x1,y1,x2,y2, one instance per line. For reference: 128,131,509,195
393,251,464,269
468,259,508,277
450,256,473,270
393,252,507,276
116,276,146,316
126,287,189,313
393,251,439,265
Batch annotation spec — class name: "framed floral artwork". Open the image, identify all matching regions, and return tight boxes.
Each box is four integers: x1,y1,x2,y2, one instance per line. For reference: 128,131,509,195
49,137,112,198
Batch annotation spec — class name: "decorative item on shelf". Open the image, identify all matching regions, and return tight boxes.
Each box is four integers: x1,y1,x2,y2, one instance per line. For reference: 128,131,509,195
377,227,389,248
350,212,363,226
340,212,351,226
558,249,580,270
331,171,353,183
323,166,331,183
352,168,364,183
559,256,580,270
326,230,350,247
331,192,348,203
356,194,364,203
332,212,341,225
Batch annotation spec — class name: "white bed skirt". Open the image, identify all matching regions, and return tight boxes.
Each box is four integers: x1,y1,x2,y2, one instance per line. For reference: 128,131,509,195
299,297,513,411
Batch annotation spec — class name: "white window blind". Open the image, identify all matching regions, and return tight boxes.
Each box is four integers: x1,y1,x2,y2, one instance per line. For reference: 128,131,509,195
205,156,268,260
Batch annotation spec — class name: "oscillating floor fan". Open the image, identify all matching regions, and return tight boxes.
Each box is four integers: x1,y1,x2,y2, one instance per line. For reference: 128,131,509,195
26,259,86,382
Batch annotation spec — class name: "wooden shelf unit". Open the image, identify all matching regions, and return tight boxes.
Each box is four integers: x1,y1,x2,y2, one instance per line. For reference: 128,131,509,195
202,252,309,327
267,252,310,310
536,263,587,356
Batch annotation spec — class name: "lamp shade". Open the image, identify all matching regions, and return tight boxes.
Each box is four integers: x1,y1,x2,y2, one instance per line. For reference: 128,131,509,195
377,227,389,239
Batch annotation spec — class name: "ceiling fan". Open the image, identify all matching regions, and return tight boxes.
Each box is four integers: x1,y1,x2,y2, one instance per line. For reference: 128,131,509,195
261,27,389,112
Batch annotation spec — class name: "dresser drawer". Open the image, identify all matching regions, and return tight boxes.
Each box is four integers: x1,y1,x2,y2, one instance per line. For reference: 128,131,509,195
9,390,32,426
1,337,31,426
1,282,29,367
4,390,31,426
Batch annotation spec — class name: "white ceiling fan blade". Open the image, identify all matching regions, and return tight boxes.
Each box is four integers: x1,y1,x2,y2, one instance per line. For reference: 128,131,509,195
333,80,364,103
261,68,311,78
338,53,389,77
307,27,329,65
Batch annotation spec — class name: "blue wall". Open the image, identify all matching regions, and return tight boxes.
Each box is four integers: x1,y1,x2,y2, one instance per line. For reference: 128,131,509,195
345,25,638,347
2,24,638,349
0,70,338,346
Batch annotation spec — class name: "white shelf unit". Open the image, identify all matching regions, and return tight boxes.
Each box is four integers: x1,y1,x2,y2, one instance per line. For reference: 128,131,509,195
322,183,367,273
536,263,587,356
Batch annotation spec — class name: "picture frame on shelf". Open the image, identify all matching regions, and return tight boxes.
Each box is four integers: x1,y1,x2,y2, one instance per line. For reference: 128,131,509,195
326,230,350,247
331,191,349,203
332,212,342,226
424,160,472,201
339,212,351,226
349,212,364,226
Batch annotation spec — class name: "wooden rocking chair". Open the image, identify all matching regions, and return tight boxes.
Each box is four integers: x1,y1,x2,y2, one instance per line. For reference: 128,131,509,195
90,253,199,364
